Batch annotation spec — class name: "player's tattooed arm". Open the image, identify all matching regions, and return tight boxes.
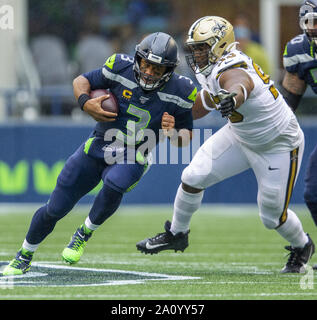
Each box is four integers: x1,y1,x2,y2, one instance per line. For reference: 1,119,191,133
282,71,306,95
219,69,254,109
281,71,306,111
191,90,215,119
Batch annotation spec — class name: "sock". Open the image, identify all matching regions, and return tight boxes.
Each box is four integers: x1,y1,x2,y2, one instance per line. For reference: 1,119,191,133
21,241,37,255
170,184,204,235
88,183,123,226
276,209,309,248
81,217,98,235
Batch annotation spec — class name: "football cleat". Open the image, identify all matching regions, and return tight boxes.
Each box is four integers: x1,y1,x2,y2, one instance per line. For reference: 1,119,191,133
2,248,33,275
280,234,315,274
136,220,189,254
62,226,92,264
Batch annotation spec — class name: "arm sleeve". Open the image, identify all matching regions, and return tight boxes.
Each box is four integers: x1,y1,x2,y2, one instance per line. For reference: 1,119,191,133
82,68,112,90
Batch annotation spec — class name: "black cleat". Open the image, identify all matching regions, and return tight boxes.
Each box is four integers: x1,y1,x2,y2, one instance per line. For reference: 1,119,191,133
313,264,317,270
136,220,189,254
280,234,315,273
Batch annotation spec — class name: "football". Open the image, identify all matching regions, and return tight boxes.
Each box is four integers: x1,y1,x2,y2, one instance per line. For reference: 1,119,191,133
90,89,119,113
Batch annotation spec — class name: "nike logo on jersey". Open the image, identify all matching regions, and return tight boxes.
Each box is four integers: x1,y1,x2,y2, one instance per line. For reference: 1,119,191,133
268,166,279,171
145,242,167,250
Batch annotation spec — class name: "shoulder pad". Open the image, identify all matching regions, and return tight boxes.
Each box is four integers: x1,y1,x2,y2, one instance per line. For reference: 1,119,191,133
159,74,197,109
103,53,134,73
213,51,249,80
283,34,314,72
284,34,307,57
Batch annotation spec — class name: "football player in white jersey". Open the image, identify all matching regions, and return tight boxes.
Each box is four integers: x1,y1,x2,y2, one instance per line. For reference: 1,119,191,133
137,16,315,273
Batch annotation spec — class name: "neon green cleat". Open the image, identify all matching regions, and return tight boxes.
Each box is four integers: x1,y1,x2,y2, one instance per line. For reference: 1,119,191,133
62,226,92,264
2,249,33,275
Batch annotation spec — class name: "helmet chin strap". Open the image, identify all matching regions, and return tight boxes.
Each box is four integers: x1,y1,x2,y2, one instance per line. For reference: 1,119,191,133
200,64,215,76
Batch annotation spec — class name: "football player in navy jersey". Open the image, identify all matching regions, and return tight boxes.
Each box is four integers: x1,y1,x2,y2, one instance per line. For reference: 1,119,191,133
281,1,317,268
2,32,197,275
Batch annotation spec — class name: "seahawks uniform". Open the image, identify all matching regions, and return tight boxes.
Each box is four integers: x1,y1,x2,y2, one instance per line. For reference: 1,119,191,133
283,33,317,225
63,53,195,193
24,53,196,245
84,53,195,162
182,49,304,229
283,34,317,93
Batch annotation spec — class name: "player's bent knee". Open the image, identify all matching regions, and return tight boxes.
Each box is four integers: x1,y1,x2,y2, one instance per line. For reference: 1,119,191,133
46,189,76,219
259,212,279,229
181,164,218,190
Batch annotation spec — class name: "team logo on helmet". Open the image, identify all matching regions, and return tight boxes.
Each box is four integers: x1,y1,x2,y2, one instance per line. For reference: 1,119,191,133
212,23,227,38
185,16,235,76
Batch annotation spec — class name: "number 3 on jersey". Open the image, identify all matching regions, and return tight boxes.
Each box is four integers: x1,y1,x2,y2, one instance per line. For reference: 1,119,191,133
116,104,151,145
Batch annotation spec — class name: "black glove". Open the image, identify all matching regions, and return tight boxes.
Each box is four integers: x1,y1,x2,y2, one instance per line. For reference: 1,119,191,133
218,90,237,118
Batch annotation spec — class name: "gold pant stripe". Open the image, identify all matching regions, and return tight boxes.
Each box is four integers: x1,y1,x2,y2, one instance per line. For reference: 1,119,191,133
279,148,299,225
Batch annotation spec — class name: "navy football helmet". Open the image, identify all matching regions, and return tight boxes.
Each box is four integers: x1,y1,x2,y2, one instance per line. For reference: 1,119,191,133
134,32,179,91
299,0,317,44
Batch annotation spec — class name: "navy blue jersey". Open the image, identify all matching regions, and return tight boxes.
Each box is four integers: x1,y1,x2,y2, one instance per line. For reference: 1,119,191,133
82,53,196,149
283,34,317,93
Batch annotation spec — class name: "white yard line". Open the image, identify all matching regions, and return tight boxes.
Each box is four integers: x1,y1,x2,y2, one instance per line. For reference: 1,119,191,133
0,292,317,299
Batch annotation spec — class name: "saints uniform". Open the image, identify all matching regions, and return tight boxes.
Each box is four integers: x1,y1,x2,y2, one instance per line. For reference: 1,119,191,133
182,49,304,228
283,33,317,224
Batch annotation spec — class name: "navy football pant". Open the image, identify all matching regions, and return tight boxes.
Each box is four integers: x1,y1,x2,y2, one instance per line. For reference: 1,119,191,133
25,144,146,245
304,144,317,226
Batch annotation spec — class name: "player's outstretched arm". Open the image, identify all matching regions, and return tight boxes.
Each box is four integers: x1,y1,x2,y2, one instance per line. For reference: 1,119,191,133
219,69,254,109
281,71,306,111
73,75,117,122
191,90,215,120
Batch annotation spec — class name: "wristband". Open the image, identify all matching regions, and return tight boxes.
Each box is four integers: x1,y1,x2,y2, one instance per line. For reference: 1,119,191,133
200,89,214,111
238,84,248,102
78,93,91,111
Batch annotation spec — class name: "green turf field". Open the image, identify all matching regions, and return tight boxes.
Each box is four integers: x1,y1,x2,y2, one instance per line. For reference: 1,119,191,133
0,204,317,300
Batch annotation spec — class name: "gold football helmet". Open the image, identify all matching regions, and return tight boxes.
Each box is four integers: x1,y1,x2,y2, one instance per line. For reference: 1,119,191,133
186,16,235,76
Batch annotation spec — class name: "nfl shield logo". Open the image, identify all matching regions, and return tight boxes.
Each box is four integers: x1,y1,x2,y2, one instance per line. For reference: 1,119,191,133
139,96,150,104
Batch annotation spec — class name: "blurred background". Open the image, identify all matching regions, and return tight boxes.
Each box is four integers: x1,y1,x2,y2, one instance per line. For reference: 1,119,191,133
0,0,315,206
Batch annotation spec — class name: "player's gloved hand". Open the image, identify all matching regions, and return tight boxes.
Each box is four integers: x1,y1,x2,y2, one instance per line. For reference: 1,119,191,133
218,90,237,118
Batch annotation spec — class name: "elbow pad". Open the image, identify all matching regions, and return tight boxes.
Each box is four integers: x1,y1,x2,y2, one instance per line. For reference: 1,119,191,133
280,86,302,112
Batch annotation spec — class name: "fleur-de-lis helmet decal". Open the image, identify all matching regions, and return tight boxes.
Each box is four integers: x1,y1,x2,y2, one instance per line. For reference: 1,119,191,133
186,16,235,76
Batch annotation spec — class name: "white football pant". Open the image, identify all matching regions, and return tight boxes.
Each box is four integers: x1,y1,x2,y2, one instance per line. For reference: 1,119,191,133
181,124,304,229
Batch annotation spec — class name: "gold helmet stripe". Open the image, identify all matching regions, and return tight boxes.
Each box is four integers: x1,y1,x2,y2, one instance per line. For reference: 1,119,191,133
188,16,210,40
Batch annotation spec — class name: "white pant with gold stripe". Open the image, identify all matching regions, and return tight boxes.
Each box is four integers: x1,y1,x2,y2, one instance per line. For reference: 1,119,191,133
182,124,304,229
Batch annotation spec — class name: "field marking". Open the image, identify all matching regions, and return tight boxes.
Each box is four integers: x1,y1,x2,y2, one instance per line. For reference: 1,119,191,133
0,292,317,299
33,262,200,280
0,262,200,287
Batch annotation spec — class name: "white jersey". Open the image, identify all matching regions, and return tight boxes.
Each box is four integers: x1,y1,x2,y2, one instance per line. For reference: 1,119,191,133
196,49,303,152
